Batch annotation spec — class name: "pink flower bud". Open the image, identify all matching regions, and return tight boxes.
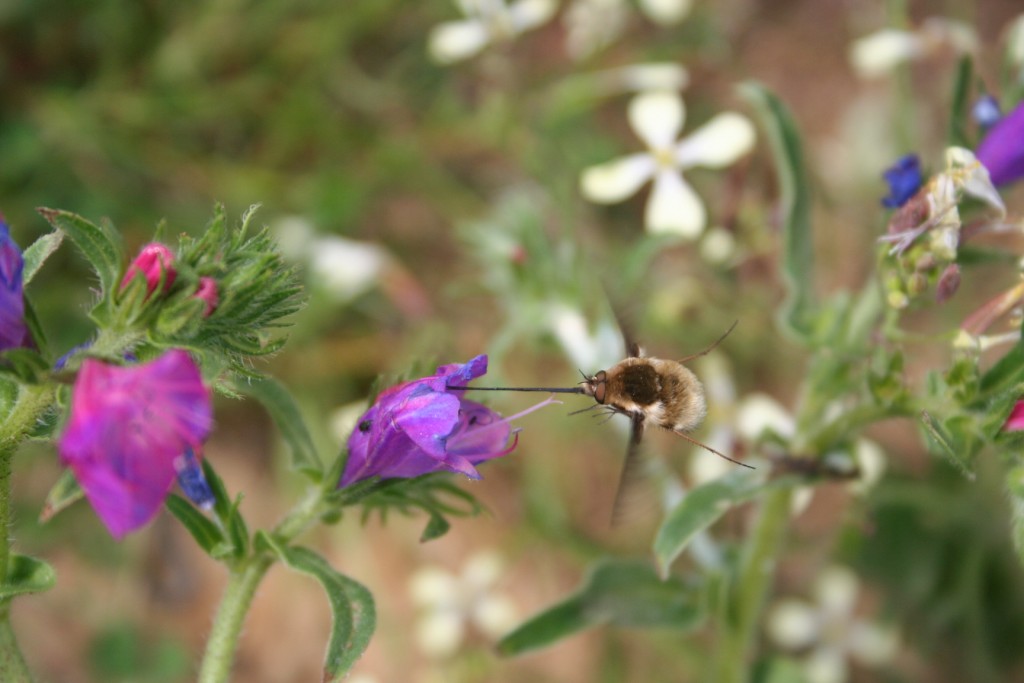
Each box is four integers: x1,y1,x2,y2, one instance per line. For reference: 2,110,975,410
194,277,218,317
935,264,961,303
1004,400,1024,432
121,243,176,296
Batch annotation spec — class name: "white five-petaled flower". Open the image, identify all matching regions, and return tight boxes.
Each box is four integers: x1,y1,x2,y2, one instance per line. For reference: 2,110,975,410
767,566,899,683
428,0,558,64
409,551,519,658
580,90,755,238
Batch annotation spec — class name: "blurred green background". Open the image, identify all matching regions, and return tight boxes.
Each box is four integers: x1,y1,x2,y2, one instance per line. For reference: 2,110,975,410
5,1,1024,682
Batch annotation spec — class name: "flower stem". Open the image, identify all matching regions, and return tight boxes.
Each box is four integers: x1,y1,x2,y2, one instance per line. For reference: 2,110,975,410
0,605,32,683
714,487,793,683
197,485,326,683
197,556,275,683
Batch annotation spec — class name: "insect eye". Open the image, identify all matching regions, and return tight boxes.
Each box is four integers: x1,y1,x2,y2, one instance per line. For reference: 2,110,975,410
593,381,606,404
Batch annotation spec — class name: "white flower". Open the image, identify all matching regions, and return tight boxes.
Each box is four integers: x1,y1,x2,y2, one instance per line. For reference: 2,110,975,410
428,0,558,64
850,17,977,79
545,302,623,372
637,0,693,26
880,147,1005,260
409,551,518,658
272,216,390,302
768,567,899,683
580,90,755,238
1009,14,1024,69
564,0,630,60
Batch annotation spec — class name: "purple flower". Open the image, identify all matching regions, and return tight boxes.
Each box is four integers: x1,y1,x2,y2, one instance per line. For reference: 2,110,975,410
121,242,176,296
341,355,523,487
58,350,212,538
0,219,31,351
881,154,923,209
972,95,1002,130
977,100,1024,186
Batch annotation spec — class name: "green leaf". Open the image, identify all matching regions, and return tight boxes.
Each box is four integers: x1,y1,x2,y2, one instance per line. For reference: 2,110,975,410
0,554,56,599
654,468,769,577
419,513,450,542
498,559,704,656
259,534,375,679
226,495,250,560
948,56,974,148
0,348,50,383
21,230,64,286
36,207,123,297
39,469,85,522
230,376,321,477
165,494,224,556
740,83,816,340
920,411,977,479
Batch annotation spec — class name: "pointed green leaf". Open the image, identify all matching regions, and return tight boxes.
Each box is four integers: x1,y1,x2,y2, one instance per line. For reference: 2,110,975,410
654,469,769,577
419,513,450,542
259,535,375,679
21,230,64,286
498,559,704,656
947,56,974,148
920,411,976,479
0,554,56,599
230,376,321,477
165,494,224,556
740,83,816,340
39,470,85,522
36,208,123,296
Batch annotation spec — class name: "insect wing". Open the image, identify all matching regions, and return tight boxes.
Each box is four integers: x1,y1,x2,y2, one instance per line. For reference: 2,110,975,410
610,411,651,526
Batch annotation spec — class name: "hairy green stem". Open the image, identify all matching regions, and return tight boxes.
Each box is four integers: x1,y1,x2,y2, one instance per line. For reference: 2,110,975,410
0,382,57,683
197,485,326,683
197,555,274,683
0,605,32,683
715,488,793,683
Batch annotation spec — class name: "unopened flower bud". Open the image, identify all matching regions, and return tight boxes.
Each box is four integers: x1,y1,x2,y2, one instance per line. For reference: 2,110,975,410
194,277,218,317
935,263,961,303
121,243,176,296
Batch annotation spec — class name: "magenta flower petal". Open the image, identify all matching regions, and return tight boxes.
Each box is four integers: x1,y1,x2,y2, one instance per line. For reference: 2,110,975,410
976,101,1024,186
341,355,514,487
58,350,212,538
121,242,177,296
0,219,31,351
1004,400,1024,433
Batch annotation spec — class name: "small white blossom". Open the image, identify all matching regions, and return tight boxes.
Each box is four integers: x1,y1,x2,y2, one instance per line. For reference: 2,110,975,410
409,551,518,658
768,567,899,683
545,302,624,373
1009,14,1024,69
580,90,755,238
564,0,629,60
850,17,977,79
429,0,558,64
637,0,693,26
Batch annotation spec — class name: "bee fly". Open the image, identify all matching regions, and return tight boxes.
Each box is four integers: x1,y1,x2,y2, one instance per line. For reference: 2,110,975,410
449,321,750,521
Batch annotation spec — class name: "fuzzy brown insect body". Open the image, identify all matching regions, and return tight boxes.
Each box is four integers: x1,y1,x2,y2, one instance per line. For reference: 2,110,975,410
582,357,707,435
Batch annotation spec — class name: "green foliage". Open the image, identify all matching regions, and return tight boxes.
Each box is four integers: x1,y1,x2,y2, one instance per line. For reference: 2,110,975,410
0,554,56,600
654,469,777,577
170,204,304,364
498,559,705,656
258,534,375,680
229,374,320,478
740,82,816,341
340,473,484,542
36,208,124,306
